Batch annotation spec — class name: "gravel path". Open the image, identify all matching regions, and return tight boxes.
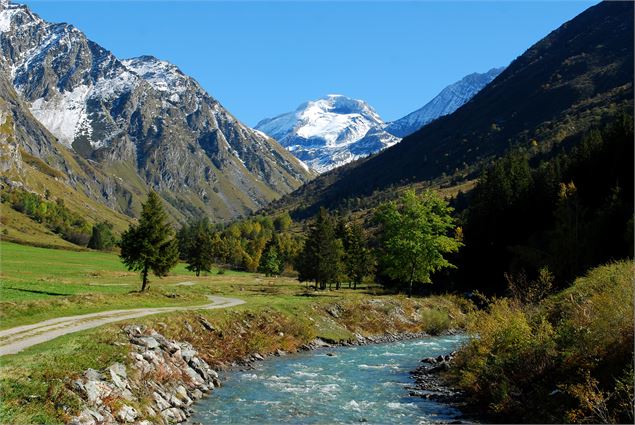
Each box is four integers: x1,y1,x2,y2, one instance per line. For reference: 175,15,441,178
0,295,245,356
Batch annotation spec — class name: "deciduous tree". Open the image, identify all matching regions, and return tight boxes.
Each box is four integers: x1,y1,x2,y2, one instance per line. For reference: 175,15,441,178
375,190,462,297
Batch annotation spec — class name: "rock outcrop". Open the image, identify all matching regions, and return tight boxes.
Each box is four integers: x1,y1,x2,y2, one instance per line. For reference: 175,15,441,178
69,326,221,425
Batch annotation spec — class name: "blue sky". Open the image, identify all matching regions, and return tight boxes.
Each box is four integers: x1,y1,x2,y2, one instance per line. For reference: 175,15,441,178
26,0,596,126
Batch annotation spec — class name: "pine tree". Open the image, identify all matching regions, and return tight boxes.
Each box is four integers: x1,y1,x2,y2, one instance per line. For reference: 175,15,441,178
375,190,462,297
119,192,179,291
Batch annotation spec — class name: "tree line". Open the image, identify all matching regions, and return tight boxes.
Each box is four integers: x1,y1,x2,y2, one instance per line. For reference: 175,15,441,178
118,190,462,294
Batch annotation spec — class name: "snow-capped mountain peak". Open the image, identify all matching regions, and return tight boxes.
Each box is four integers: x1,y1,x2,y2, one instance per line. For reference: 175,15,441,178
0,0,312,221
255,68,503,174
384,67,504,137
255,94,399,173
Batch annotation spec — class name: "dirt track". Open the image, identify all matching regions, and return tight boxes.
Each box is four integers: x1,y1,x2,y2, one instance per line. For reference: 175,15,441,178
0,295,245,356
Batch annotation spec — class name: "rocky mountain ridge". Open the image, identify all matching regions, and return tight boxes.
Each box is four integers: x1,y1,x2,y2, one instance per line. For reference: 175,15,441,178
385,67,504,137
0,0,312,222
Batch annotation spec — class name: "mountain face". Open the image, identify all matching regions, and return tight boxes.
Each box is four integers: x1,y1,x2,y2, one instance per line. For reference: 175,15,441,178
269,1,633,219
385,67,504,137
255,95,400,173
0,1,312,221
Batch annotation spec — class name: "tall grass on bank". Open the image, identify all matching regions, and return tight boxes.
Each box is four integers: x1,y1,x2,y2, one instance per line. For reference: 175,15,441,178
453,260,634,423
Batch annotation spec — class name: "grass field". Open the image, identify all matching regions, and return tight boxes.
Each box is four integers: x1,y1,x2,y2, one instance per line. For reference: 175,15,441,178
0,241,280,329
0,240,390,330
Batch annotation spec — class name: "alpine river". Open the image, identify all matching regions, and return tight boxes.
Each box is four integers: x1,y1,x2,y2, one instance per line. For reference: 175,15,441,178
188,334,467,424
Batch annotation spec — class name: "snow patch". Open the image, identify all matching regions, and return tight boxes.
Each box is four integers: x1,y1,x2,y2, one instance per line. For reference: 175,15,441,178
122,56,188,94
0,4,20,32
30,85,91,148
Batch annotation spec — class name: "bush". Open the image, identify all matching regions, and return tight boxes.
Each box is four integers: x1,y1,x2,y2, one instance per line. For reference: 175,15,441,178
420,309,451,335
453,261,634,423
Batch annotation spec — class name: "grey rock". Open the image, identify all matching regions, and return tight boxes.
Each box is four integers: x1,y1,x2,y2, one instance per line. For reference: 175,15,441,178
310,338,332,348
198,317,215,332
161,407,187,423
82,380,114,404
123,325,143,337
153,391,171,411
180,348,197,363
116,405,138,423
168,393,185,408
133,336,160,349
142,350,160,364
184,366,205,386
84,369,104,382
109,363,128,388
69,408,103,425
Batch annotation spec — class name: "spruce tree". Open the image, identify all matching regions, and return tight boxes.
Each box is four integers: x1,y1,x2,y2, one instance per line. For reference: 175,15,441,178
297,208,344,290
119,191,179,291
342,222,374,290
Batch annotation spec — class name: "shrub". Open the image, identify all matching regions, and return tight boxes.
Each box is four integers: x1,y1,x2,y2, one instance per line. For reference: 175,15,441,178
420,309,451,335
453,261,634,422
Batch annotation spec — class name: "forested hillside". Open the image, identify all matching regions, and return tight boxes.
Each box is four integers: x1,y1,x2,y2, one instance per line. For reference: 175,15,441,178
453,114,633,294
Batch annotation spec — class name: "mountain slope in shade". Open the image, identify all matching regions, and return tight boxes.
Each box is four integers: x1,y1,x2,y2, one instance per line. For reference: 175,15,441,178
255,94,400,173
268,1,633,219
385,67,505,137
0,1,312,221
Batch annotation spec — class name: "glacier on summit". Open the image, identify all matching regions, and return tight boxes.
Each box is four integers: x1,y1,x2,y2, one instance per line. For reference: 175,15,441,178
255,95,400,173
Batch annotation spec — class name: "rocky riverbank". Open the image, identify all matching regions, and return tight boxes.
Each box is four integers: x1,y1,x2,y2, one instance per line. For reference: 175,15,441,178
68,324,464,424
69,325,221,425
408,351,481,424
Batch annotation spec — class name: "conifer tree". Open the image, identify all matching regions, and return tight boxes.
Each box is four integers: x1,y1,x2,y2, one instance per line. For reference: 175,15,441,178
88,221,115,251
297,208,344,290
119,192,179,291
342,222,374,289
183,219,215,276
